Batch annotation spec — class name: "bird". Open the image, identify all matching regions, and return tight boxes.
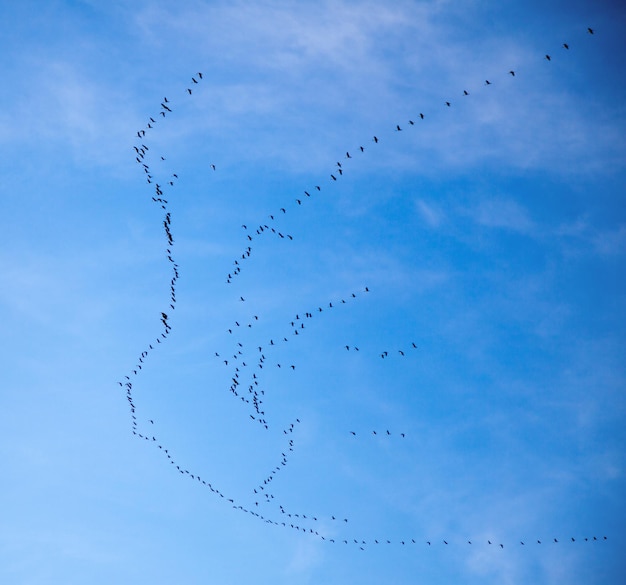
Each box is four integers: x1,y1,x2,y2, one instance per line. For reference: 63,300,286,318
587,27,594,34
373,136,379,143
419,113,424,119
463,90,469,95
485,80,491,85
198,72,203,79
396,125,402,131
563,43,569,49
545,54,551,61
509,70,515,76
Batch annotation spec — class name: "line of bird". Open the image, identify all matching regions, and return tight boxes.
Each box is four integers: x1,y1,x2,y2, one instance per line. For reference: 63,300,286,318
225,30,596,284
119,26,606,550
122,419,611,550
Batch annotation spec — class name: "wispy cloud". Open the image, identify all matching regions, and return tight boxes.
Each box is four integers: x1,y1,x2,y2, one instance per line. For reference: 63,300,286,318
416,198,445,227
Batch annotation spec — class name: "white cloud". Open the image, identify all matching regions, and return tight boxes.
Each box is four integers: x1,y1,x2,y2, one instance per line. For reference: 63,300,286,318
469,197,535,234
592,223,626,255
416,198,444,227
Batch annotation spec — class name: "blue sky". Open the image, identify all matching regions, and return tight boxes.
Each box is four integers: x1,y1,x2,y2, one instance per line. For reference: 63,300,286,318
1,1,625,584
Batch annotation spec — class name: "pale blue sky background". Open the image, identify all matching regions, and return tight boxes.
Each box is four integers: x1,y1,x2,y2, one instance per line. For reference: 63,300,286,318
1,1,625,584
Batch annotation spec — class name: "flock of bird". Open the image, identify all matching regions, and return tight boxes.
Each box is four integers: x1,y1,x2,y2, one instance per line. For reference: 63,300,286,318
118,26,609,549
